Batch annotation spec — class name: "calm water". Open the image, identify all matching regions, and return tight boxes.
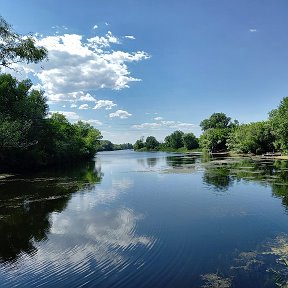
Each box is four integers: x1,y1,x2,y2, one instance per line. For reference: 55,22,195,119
1,151,288,287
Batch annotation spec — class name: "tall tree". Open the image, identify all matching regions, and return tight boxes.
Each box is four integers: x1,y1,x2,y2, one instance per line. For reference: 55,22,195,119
145,136,159,150
269,97,288,153
200,112,235,131
182,133,199,150
227,121,275,154
165,130,184,149
0,16,47,69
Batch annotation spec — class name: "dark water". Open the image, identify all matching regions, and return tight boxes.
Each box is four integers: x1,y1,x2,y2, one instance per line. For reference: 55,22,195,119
1,151,288,287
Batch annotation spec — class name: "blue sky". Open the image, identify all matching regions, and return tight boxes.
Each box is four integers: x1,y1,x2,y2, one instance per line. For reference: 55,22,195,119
2,0,288,143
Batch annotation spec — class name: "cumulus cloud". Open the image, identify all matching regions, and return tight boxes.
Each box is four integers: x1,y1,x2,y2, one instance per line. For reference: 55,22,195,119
84,119,103,126
49,111,80,121
249,29,257,32
93,25,98,30
19,31,149,102
70,104,77,108
154,117,163,121
79,104,89,110
109,110,132,119
93,100,117,110
47,91,97,103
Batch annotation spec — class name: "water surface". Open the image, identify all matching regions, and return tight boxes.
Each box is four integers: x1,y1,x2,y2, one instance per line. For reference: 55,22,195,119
1,151,288,287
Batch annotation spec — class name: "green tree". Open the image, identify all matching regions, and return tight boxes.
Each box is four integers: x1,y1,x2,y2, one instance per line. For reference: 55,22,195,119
145,136,159,150
182,133,199,150
165,130,184,149
133,138,145,150
199,128,229,152
227,121,275,154
0,74,48,152
200,112,235,131
0,16,47,69
269,97,288,153
98,140,114,151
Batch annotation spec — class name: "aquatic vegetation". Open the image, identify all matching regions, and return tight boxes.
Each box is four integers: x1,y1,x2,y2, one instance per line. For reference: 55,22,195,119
201,273,232,288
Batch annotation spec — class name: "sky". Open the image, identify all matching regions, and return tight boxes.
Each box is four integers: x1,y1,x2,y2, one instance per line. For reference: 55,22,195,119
2,0,288,144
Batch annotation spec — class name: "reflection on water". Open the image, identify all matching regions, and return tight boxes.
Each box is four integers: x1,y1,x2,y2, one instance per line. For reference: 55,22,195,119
0,161,102,262
1,151,288,287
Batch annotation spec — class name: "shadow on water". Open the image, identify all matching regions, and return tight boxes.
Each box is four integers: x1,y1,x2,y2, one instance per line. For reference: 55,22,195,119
0,160,102,262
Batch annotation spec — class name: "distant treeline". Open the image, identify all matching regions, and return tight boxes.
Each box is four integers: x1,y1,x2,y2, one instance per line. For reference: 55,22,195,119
134,97,288,155
97,140,133,151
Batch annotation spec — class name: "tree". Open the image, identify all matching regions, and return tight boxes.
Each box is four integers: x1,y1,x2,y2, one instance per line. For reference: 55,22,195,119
227,121,275,154
0,74,48,151
145,136,159,150
200,112,234,131
133,138,145,150
0,16,47,69
199,128,229,152
165,130,184,149
182,133,199,150
269,97,288,153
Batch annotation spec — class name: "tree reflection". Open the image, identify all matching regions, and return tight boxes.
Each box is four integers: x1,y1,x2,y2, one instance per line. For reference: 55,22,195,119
0,160,102,262
202,157,288,209
166,155,196,168
203,166,232,190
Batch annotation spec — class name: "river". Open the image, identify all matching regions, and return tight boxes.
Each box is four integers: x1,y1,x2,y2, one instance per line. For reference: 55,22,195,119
1,150,288,287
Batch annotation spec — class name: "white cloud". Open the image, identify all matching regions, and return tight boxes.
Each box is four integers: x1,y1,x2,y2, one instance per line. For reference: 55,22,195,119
93,100,117,110
87,31,120,48
109,110,132,119
70,103,77,108
84,119,103,126
154,117,163,121
79,104,89,110
49,111,80,121
20,31,149,102
132,123,162,129
125,35,136,40
170,122,196,130
161,120,176,126
48,91,97,103
249,29,257,33
93,25,98,29
132,120,196,130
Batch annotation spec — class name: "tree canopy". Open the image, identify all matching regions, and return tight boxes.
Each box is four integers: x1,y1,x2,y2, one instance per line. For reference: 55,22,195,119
227,121,274,154
200,112,236,131
0,16,47,69
0,74,102,170
269,97,288,153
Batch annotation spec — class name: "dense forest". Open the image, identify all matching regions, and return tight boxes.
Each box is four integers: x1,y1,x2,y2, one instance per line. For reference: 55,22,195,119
133,100,288,155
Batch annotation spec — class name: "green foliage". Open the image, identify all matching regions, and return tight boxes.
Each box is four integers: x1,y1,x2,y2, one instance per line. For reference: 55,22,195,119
199,128,229,152
98,140,114,151
0,74,102,170
97,140,133,151
227,121,275,154
0,16,47,69
269,97,288,153
133,138,145,150
113,143,133,150
182,132,199,150
145,136,160,150
165,130,184,149
200,112,235,131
